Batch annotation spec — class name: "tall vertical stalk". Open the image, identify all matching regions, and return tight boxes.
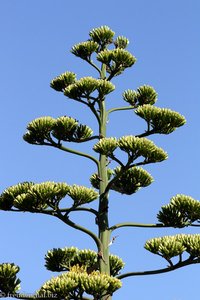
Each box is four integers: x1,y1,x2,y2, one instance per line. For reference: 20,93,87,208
98,64,111,300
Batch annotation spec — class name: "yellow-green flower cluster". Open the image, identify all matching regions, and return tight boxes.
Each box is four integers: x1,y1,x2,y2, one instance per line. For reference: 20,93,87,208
89,25,115,48
45,247,125,276
93,137,118,156
38,265,122,299
0,182,99,212
157,194,200,227
66,185,99,207
145,234,200,260
93,136,167,163
111,166,154,195
123,85,157,106
64,77,115,99
0,263,21,294
50,72,77,92
71,41,99,59
0,181,69,211
118,136,168,163
97,48,136,75
114,36,129,49
23,116,93,145
135,104,186,134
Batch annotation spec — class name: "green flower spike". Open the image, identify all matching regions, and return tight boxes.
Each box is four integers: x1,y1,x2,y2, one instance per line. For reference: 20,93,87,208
109,254,125,276
144,235,186,260
135,104,186,134
145,234,200,261
118,136,168,163
50,72,77,92
38,265,122,299
23,116,56,145
157,194,200,227
0,182,34,210
64,77,99,99
71,41,99,59
45,247,125,276
111,166,154,195
74,124,93,140
51,116,79,141
67,185,99,206
93,137,118,156
0,263,21,294
97,79,115,97
64,77,115,100
97,49,136,74
123,85,157,106
89,25,115,48
13,182,69,211
45,247,79,272
0,181,69,212
114,36,129,49
179,234,200,257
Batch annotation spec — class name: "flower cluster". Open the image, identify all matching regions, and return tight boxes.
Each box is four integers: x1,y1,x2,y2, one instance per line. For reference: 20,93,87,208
123,85,157,106
0,263,20,295
145,234,200,261
23,116,93,145
111,167,154,195
38,265,122,299
93,136,168,163
45,247,125,277
0,182,99,211
157,194,200,227
135,104,186,134
64,77,115,100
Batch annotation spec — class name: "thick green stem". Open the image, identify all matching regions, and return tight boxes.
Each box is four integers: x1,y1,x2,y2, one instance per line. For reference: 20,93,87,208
110,222,167,231
107,105,135,115
97,64,112,300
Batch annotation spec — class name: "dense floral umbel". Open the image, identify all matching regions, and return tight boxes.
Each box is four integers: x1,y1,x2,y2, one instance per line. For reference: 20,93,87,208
118,136,168,162
157,194,200,227
38,265,122,299
93,136,167,165
52,116,93,142
71,41,99,59
45,247,125,276
97,48,136,76
111,167,154,195
64,77,115,100
0,263,21,294
89,25,115,49
0,181,69,211
145,234,200,261
50,72,77,92
66,185,99,207
123,85,157,106
114,36,129,49
93,137,118,156
145,235,186,260
23,116,93,145
0,182,34,210
135,104,186,134
0,182,98,211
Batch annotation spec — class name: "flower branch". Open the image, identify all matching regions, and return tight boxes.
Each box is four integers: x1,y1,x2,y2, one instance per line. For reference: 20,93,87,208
117,257,200,280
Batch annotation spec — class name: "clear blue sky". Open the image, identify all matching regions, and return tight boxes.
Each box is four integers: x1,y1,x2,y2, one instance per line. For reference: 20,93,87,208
0,0,200,299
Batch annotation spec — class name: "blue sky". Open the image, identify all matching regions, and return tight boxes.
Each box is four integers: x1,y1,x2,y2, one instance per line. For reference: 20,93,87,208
0,0,200,299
